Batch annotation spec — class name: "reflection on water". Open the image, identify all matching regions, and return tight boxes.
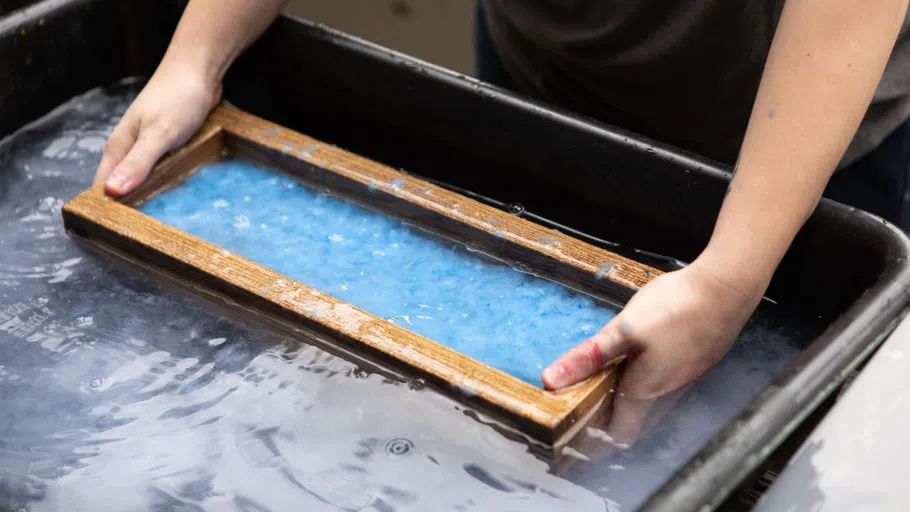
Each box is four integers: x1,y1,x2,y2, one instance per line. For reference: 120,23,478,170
0,80,808,511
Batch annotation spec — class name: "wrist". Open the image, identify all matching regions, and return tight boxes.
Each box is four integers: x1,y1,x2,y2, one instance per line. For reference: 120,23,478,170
161,44,224,85
695,177,804,303
153,50,223,101
689,245,772,305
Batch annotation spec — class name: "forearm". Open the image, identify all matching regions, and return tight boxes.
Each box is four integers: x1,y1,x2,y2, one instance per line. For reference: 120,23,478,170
160,0,289,83
698,0,909,297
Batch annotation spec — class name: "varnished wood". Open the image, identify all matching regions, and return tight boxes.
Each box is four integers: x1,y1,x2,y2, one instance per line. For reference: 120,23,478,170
62,105,662,451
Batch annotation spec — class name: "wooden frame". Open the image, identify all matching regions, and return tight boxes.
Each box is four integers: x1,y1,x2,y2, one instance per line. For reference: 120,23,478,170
62,105,661,452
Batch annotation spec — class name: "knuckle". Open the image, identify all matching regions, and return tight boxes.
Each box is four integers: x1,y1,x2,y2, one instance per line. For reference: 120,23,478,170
580,338,605,371
103,135,127,154
140,120,180,150
121,153,148,172
150,119,175,139
124,144,147,162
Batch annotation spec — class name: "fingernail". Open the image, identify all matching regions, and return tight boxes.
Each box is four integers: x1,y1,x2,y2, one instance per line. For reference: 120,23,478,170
106,170,128,190
542,363,569,388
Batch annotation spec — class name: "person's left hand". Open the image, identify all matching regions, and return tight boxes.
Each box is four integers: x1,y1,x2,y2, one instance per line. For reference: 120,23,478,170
541,258,763,400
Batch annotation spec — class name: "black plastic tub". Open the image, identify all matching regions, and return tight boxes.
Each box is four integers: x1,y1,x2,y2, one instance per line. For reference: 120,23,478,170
3,1,910,510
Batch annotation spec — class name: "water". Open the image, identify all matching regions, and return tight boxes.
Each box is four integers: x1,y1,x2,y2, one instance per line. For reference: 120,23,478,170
0,79,811,511
139,160,617,387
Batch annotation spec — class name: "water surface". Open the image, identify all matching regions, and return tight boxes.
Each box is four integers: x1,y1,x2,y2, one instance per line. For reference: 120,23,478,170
0,80,810,511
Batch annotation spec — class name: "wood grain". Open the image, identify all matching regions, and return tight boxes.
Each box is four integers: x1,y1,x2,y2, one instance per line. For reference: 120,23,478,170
63,105,662,451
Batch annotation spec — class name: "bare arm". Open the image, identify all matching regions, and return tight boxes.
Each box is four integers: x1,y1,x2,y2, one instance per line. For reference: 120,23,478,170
96,0,289,195
544,0,909,399
701,0,909,300
161,0,290,86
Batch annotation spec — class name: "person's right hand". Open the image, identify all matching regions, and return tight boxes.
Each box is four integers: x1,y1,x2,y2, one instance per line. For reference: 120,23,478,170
94,61,223,197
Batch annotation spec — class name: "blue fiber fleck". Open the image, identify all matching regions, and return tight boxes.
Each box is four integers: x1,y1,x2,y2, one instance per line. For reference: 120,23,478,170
140,160,617,386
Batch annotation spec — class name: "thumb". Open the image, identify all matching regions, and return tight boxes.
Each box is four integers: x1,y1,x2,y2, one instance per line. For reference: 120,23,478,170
541,313,633,390
104,126,173,197
95,117,138,187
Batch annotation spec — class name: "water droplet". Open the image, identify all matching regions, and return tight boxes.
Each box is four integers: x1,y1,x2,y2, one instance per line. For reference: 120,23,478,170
507,203,525,215
596,263,614,279
510,262,532,274
408,377,426,390
354,369,369,379
89,378,103,389
541,236,560,249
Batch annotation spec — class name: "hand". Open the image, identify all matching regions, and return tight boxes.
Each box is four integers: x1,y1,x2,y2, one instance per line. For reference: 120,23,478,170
94,61,222,197
541,258,762,400
555,386,688,475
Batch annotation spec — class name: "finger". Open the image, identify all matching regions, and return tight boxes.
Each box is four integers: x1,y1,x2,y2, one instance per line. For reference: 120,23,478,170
553,385,622,474
639,384,688,434
541,313,633,390
605,384,688,446
604,392,653,446
104,126,172,197
94,118,138,186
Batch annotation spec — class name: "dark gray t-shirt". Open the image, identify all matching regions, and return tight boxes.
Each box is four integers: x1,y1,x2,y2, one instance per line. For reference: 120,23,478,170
483,0,910,167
